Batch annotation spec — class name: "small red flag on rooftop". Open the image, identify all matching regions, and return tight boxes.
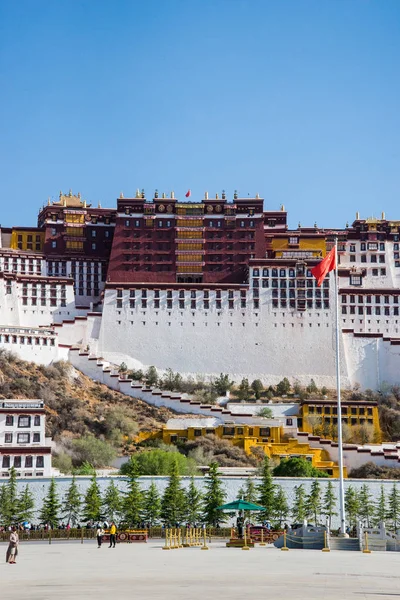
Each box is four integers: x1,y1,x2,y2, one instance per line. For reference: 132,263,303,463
311,246,336,287
185,189,191,198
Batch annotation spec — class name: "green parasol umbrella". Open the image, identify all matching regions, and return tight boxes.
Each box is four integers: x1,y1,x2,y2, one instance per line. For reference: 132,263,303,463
217,500,264,512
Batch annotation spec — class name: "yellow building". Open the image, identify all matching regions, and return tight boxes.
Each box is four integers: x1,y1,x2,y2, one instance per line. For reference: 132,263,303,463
158,419,346,478
300,399,381,443
270,230,326,259
10,228,44,252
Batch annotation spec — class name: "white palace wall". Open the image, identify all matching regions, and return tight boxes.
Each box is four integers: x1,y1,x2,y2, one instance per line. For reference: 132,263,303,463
97,285,348,388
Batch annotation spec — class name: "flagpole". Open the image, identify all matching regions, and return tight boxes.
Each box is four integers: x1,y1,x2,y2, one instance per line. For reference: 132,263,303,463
334,237,346,535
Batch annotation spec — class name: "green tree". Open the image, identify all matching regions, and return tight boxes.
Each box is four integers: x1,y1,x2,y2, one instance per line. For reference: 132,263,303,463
321,481,337,530
71,436,116,468
212,373,234,396
82,474,102,523
274,486,290,526
0,485,8,523
344,485,360,528
273,457,328,478
244,478,257,503
251,379,264,400
202,462,227,526
40,479,61,527
305,480,322,525
129,448,197,476
291,484,306,523
119,362,128,374
73,461,96,476
387,485,400,531
142,481,161,526
374,485,387,525
184,477,203,524
306,379,318,394
257,457,275,521
3,467,19,524
237,378,250,401
257,407,273,418
161,368,183,392
62,476,81,526
128,369,144,381
161,460,186,526
102,480,122,523
276,378,291,396
17,485,35,523
122,457,144,527
145,365,158,387
358,484,375,527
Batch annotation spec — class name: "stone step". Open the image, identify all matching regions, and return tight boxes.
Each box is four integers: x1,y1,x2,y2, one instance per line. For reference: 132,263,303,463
329,537,360,551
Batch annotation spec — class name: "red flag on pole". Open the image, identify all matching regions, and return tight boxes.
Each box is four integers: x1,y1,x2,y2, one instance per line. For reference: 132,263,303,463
311,247,336,287
185,189,191,198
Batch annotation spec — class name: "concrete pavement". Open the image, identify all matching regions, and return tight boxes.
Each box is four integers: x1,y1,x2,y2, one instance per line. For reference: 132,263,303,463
1,539,399,600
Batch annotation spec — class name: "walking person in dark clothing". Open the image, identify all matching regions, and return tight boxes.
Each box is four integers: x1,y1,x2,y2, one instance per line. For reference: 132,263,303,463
108,522,117,548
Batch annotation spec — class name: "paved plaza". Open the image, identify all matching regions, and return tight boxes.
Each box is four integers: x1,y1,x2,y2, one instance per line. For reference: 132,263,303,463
1,539,400,600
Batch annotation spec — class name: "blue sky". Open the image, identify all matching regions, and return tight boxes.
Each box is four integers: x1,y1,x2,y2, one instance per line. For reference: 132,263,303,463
0,0,399,228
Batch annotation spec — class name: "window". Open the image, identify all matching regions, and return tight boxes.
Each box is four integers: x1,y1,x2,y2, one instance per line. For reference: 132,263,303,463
370,255,377,263
361,254,367,263
2,456,10,468
18,416,31,428
25,456,33,468
5,415,14,426
350,275,362,286
52,241,56,248
4,433,12,443
289,237,298,245
14,456,21,468
33,433,40,443
91,230,96,237
36,456,44,468
91,243,96,250
259,427,271,437
17,433,30,443
350,244,356,252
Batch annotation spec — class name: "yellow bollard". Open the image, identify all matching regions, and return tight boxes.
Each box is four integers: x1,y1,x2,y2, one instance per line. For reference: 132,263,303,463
162,528,170,550
281,530,289,551
322,530,330,552
259,527,266,547
178,528,183,548
201,527,209,550
196,528,200,546
242,525,250,550
363,531,371,554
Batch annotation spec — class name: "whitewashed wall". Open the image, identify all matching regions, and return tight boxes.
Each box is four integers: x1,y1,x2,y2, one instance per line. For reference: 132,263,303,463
0,475,398,529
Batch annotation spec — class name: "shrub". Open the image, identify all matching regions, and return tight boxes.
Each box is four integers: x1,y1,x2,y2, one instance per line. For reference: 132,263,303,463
276,378,291,396
257,407,273,418
212,373,234,396
71,436,117,467
53,452,73,474
120,448,198,476
272,457,328,478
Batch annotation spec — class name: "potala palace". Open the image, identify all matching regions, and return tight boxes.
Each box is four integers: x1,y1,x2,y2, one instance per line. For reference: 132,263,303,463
1,189,400,390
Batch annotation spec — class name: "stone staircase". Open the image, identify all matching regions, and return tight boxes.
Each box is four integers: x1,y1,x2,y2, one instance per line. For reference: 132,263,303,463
329,537,360,551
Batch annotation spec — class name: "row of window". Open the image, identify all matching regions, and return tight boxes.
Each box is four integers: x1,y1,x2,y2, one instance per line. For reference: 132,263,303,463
272,300,330,309
349,243,386,252
342,294,399,304
1,335,55,346
2,456,44,468
5,415,41,427
342,306,399,316
4,432,41,443
123,219,257,228
308,406,373,415
253,268,324,278
21,298,66,307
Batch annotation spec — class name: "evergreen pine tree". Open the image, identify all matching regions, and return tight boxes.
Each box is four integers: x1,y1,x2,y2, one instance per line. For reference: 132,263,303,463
291,484,306,523
142,481,161,526
82,474,102,523
274,486,289,527
321,481,337,530
202,462,227,527
0,484,8,524
161,459,186,526
184,477,203,525
40,478,61,527
387,484,400,531
17,485,35,523
374,485,387,526
236,485,246,500
257,457,275,522
305,480,322,525
358,484,375,527
344,485,360,528
62,476,81,526
4,467,19,525
102,480,122,523
122,457,143,527
244,478,257,503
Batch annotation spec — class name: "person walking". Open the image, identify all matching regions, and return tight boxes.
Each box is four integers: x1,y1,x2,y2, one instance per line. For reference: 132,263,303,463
6,527,19,564
96,524,105,548
108,522,116,548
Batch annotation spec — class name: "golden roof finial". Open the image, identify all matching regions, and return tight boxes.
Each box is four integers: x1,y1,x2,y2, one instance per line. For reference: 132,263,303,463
69,189,72,197
136,188,140,199
83,200,87,208
47,197,50,206
120,191,124,199
215,193,219,199
98,202,101,208
256,193,260,199
205,191,209,200
356,211,360,220
281,204,285,211
382,211,386,220
171,191,175,199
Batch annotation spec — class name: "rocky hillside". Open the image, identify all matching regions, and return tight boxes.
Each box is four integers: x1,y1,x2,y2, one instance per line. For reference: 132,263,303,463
0,349,173,441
